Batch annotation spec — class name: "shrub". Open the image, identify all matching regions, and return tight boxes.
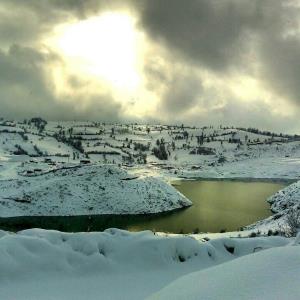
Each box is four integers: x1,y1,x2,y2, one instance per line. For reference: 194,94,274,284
13,144,28,155
193,228,200,234
285,208,300,237
152,143,168,160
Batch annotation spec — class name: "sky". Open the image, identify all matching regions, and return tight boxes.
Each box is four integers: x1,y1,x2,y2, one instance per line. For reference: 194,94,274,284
0,0,300,132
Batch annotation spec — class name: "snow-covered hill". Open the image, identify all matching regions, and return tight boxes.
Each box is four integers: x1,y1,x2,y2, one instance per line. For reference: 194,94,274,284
0,228,297,300
267,180,300,213
247,180,300,232
0,164,191,217
1,119,300,174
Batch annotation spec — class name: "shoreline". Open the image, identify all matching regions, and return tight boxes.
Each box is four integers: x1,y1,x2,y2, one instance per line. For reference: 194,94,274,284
171,176,296,184
0,176,290,234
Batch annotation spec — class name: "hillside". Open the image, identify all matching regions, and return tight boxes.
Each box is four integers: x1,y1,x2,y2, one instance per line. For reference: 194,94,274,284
1,118,300,181
0,164,191,217
247,181,300,233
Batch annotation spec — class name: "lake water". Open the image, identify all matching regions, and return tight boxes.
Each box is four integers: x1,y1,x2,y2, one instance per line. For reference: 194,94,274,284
0,180,287,233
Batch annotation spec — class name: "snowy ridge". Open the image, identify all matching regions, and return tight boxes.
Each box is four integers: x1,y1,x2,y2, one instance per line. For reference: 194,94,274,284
267,180,300,213
0,228,294,300
175,156,300,180
246,180,300,231
0,164,191,217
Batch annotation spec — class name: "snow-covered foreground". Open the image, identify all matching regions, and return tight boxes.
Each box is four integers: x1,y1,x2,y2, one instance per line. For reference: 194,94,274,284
0,164,191,217
0,228,298,300
149,242,300,300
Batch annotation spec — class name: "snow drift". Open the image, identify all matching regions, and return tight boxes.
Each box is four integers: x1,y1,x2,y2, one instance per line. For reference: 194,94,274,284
149,244,300,300
0,228,296,300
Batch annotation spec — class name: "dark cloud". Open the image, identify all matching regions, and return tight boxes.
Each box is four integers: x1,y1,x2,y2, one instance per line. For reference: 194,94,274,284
0,44,121,121
138,0,300,107
259,35,300,105
143,43,300,133
138,0,300,132
160,73,202,114
138,0,279,72
145,61,203,115
0,1,73,46
208,98,300,134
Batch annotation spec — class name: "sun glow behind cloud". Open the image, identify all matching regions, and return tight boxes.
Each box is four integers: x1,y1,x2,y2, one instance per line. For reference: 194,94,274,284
47,12,143,92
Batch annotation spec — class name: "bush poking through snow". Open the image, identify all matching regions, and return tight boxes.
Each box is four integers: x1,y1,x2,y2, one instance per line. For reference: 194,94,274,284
285,208,300,237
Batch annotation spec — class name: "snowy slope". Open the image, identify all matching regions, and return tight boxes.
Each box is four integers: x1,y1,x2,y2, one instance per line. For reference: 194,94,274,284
1,119,300,182
149,243,300,300
0,228,294,300
177,156,300,180
267,180,300,213
247,180,300,232
0,164,191,217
